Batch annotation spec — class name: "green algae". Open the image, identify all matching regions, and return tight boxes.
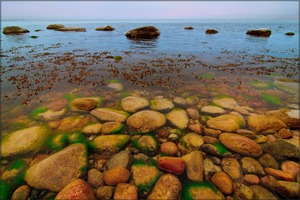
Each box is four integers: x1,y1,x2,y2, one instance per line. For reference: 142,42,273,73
113,55,123,61
107,79,121,83
182,181,218,200
262,94,281,105
0,180,12,200
67,132,86,144
200,73,215,80
47,133,68,151
110,123,125,134
8,159,26,171
30,106,47,119
212,143,230,155
30,35,38,39
250,81,272,89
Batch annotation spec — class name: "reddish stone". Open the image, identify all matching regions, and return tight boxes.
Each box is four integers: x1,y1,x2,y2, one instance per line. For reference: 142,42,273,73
265,167,294,182
157,157,185,175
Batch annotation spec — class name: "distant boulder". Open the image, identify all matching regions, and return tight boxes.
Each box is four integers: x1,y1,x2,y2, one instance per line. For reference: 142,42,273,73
205,29,219,34
46,24,65,30
285,32,295,36
96,26,115,31
125,26,160,39
2,26,30,35
246,29,271,37
184,26,194,30
56,27,86,32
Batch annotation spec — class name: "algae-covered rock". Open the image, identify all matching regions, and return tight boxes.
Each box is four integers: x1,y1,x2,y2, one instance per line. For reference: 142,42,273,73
121,96,149,113
206,114,245,132
213,97,238,110
241,157,265,176
31,106,67,121
182,150,204,182
221,157,243,183
150,98,174,112
46,24,65,29
25,144,87,192
249,185,277,200
130,160,162,197
71,97,102,111
3,26,29,34
91,135,130,154
1,126,51,158
132,135,158,156
261,139,300,160
95,26,115,31
0,159,28,186
91,108,129,122
101,122,124,134
219,133,263,157
201,143,231,157
182,181,224,200
82,123,102,135
126,110,166,133
267,109,300,129
233,183,254,200
148,173,182,200
178,132,204,154
166,108,189,129
57,115,91,132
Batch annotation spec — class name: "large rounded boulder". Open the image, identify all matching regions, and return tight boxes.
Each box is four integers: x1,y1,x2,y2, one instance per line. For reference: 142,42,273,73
3,26,30,34
125,26,160,39
246,29,271,37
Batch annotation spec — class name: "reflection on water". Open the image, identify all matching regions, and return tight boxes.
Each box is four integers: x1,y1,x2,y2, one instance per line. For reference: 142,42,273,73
245,35,269,44
127,38,158,49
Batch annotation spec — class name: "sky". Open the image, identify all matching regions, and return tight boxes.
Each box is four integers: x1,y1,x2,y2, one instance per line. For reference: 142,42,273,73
1,1,299,21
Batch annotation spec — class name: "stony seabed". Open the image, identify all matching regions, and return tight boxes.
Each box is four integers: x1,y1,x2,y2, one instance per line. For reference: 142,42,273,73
1,79,300,200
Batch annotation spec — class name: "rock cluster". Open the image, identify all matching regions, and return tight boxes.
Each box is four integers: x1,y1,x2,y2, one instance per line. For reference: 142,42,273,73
1,88,299,200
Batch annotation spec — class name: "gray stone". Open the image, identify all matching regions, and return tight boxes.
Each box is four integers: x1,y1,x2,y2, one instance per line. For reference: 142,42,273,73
106,150,132,170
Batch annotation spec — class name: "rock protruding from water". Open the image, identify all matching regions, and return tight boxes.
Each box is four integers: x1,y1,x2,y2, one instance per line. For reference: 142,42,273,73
46,24,65,30
246,29,271,37
25,144,87,192
3,26,30,34
285,32,295,36
56,27,86,32
184,26,194,30
95,26,115,31
1,126,51,158
205,29,219,34
125,26,160,39
126,110,166,133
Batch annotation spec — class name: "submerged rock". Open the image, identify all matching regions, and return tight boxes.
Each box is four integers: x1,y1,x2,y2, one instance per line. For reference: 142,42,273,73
114,183,138,200
221,157,243,183
125,26,160,39
3,26,29,34
210,171,233,195
178,132,204,154
249,185,277,200
55,27,86,32
91,108,129,122
246,29,271,37
71,97,102,111
182,181,224,200
182,150,204,182
248,114,287,134
1,126,51,158
25,144,87,192
103,166,130,186
157,156,185,175
91,135,130,154
95,26,115,31
261,139,300,160
166,108,189,129
201,105,226,116
133,135,158,156
213,97,238,109
266,109,300,129
206,114,245,132
150,98,174,112
121,96,149,113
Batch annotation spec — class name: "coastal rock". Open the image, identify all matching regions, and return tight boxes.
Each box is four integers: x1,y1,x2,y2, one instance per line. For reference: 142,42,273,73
241,157,265,176
1,126,50,158
221,157,243,183
200,105,226,116
126,110,166,133
261,139,300,160
148,173,182,200
206,114,245,132
249,185,277,200
91,108,129,122
56,27,86,32
57,115,90,132
160,141,178,156
131,162,162,196
211,171,233,195
55,179,95,200
71,97,101,111
219,133,263,157
87,168,104,188
205,29,219,34
285,32,295,36
184,26,194,30
182,150,204,182
166,108,189,129
91,135,130,154
178,132,204,154
125,26,160,39
157,156,185,175
132,135,158,156
150,98,174,112
246,29,271,37
46,24,65,30
266,109,300,129
121,96,149,113
25,144,87,192
233,183,254,200
105,150,131,170
103,166,130,186
95,26,115,31
3,26,29,34
248,114,287,133
114,183,138,200
82,123,102,135
182,181,223,200
101,122,124,134
273,181,300,199
213,97,238,109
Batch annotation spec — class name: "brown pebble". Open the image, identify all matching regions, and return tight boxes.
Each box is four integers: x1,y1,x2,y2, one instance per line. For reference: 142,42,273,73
243,174,260,185
264,167,294,181
281,161,300,177
275,128,292,139
211,171,233,195
160,142,178,156
103,166,130,186
113,183,138,200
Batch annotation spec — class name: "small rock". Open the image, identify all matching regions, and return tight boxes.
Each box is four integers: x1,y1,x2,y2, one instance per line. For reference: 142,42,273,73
92,135,130,155
264,167,294,181
107,81,124,92
178,132,204,154
71,97,101,111
113,183,138,200
211,171,233,195
166,108,189,129
201,143,231,157
285,32,295,36
150,98,174,112
160,142,178,156
221,157,243,183
206,29,219,34
186,95,199,105
87,168,104,188
148,173,182,200
275,128,292,139
273,181,299,199
173,97,188,108
121,96,149,113
258,153,279,169
241,157,265,176
95,26,115,31
11,185,31,200
236,129,257,139
101,122,124,134
219,133,263,157
82,123,102,135
203,136,220,144
103,166,130,186
132,135,158,156
249,185,277,200
91,108,129,122
157,156,185,175
126,110,166,133
182,181,223,199
204,128,222,137
106,150,131,170
96,186,115,200
254,135,268,143
243,174,260,185
186,108,199,119
188,120,204,134
203,158,216,180
57,115,90,132
206,114,245,132
233,183,254,200
248,114,287,134
267,109,300,129
182,150,204,182
55,27,86,32
184,26,194,30
54,179,95,200
201,105,226,116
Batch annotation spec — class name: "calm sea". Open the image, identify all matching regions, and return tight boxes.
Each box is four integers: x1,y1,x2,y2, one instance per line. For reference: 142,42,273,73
1,20,299,58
